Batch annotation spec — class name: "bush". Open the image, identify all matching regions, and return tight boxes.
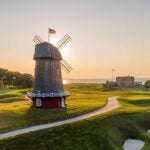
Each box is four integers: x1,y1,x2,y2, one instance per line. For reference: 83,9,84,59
144,80,150,89
102,81,118,90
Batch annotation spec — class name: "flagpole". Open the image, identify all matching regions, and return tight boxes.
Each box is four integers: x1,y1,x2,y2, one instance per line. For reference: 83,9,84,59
48,28,50,43
48,28,56,43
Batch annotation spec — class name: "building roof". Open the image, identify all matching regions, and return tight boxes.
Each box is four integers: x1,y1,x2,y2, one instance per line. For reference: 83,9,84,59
34,42,62,60
116,76,135,81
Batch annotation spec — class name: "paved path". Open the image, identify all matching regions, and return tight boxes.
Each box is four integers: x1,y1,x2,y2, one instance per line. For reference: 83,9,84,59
0,96,119,139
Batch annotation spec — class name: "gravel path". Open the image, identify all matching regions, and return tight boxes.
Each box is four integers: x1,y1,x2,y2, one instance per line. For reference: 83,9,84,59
0,96,119,139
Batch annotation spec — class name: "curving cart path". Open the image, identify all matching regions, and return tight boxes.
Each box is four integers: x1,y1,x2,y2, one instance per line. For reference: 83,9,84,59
0,96,119,139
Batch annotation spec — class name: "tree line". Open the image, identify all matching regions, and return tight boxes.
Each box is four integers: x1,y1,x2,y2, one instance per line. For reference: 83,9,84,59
0,68,33,89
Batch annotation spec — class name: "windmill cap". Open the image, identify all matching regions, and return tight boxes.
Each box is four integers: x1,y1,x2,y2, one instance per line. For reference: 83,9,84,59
34,42,62,60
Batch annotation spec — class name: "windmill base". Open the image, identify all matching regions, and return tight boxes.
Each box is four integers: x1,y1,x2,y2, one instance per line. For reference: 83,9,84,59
31,97,66,109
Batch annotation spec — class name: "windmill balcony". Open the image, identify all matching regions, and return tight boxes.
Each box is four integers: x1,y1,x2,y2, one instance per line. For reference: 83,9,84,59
27,91,70,98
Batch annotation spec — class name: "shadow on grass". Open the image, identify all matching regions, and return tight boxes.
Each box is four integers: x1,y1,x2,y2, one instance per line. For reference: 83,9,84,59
121,99,150,107
24,107,68,126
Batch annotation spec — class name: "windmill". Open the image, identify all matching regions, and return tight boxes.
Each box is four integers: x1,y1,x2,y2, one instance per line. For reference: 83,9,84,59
27,30,72,108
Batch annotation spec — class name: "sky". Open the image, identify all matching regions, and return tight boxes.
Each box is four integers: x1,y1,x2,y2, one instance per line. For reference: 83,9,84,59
0,0,150,79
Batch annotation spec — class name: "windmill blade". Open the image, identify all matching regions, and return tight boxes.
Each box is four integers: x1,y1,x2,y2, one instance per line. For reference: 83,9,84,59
56,34,69,47
58,36,71,50
61,63,70,73
56,34,71,50
33,35,44,44
33,37,40,44
57,34,72,73
58,37,71,50
33,38,40,44
36,35,44,43
62,58,72,72
61,59,72,73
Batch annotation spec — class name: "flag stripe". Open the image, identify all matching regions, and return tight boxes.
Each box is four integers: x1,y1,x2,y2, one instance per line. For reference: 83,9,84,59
49,28,56,34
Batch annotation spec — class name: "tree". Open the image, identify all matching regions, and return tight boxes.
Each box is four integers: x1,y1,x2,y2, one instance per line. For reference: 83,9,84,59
0,68,33,89
0,68,8,88
0,68,8,79
20,73,33,88
144,80,150,89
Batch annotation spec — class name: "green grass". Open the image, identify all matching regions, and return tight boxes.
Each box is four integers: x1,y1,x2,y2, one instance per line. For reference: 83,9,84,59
0,84,150,150
0,88,15,94
0,84,107,133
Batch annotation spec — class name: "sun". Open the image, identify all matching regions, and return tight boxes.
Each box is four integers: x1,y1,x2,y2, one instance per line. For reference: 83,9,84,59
60,46,70,59
50,37,59,45
63,79,68,84
50,37,70,59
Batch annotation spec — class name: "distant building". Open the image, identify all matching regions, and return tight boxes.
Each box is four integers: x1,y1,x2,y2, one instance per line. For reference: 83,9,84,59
116,76,135,88
134,81,142,88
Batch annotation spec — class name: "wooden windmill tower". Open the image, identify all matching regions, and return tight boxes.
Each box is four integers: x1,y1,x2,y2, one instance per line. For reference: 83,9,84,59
27,29,72,108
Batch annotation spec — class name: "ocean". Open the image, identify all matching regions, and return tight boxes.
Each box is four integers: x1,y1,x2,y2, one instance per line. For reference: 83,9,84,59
63,78,150,84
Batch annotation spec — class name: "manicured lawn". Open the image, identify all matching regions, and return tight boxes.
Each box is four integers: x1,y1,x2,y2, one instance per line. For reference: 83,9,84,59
0,88,15,94
0,84,108,133
0,85,150,150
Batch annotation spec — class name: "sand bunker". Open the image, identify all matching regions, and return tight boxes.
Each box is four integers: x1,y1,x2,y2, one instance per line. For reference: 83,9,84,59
147,129,150,133
123,139,145,150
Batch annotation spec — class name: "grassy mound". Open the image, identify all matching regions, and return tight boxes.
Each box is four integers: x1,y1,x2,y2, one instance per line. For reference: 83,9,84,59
0,89,28,102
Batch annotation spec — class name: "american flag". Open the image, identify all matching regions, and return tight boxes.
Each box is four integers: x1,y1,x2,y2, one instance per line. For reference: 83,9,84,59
48,28,56,34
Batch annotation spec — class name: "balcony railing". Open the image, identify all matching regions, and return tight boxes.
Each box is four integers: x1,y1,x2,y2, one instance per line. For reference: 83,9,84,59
27,91,70,98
